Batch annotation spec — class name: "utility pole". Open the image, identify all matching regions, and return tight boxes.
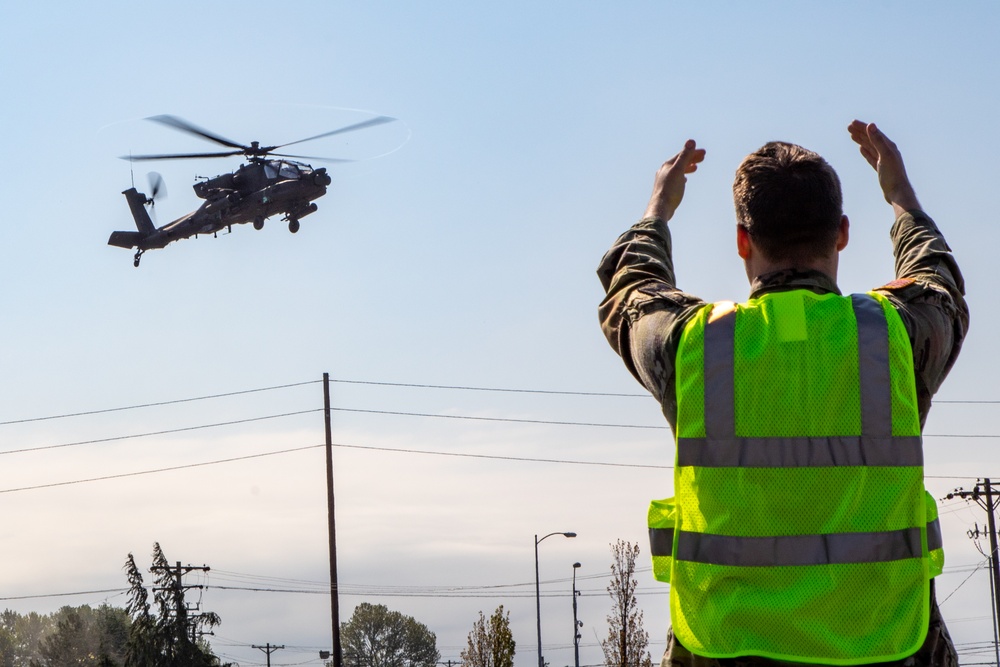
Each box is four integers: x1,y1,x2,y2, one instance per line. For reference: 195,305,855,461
571,562,582,667
947,478,1000,664
253,643,285,667
324,372,343,667
150,561,210,647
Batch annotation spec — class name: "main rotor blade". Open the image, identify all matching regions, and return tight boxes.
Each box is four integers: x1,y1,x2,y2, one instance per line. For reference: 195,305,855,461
120,150,244,162
275,116,396,149
147,115,247,150
270,152,355,163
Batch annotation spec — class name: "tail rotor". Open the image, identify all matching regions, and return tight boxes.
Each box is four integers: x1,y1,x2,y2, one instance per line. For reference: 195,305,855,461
145,172,167,225
146,172,166,207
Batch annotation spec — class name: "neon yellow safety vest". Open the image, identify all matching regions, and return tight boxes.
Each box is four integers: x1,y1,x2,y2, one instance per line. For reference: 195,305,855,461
647,290,944,665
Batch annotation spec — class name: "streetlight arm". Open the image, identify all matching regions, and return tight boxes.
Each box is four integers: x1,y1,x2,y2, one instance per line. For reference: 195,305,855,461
536,531,576,545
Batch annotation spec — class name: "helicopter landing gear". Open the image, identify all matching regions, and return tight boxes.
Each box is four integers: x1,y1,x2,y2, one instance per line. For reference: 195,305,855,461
133,250,144,268
288,218,300,234
253,216,264,231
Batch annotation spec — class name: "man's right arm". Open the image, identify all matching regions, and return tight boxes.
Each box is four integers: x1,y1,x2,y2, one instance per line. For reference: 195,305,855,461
597,218,705,423
597,141,707,422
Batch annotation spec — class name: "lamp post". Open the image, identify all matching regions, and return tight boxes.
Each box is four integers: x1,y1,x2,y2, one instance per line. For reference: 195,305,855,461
535,532,576,667
572,562,582,667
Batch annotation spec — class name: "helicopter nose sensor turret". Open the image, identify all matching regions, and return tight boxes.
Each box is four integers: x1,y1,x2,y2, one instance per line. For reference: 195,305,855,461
314,168,332,186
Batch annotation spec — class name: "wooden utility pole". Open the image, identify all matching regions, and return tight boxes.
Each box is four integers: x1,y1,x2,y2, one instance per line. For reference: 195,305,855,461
324,372,342,667
948,478,1000,664
150,561,210,645
253,643,284,667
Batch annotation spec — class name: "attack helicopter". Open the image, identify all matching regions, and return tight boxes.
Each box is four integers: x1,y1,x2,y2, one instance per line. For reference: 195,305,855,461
109,114,394,267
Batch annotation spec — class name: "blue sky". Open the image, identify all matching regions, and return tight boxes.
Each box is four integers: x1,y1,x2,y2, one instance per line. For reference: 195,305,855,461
2,2,999,665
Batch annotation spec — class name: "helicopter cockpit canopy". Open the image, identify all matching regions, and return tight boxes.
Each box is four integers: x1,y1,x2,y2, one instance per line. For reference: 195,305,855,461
264,160,311,180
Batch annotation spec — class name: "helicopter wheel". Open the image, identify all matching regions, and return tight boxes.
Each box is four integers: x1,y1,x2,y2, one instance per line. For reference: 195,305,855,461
288,218,300,234
253,216,264,231
133,250,143,268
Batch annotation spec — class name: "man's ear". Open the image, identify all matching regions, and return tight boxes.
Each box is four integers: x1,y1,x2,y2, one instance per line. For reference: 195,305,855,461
737,225,752,259
836,215,850,251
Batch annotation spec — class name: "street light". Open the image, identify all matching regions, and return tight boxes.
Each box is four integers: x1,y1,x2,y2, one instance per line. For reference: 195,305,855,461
572,562,582,667
535,532,576,667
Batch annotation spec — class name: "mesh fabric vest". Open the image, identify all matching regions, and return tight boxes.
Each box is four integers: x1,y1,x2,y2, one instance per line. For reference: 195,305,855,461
648,290,944,664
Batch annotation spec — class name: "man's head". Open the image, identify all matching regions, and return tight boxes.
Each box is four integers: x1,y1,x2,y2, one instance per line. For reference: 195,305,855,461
733,142,845,267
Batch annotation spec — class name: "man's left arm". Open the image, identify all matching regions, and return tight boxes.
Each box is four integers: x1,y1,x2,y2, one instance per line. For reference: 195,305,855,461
850,120,970,415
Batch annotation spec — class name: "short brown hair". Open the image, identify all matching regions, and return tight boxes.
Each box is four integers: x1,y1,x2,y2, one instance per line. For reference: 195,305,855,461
733,142,843,263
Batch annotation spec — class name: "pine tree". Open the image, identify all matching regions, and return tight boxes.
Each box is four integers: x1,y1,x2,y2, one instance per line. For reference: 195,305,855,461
124,552,160,667
123,544,225,667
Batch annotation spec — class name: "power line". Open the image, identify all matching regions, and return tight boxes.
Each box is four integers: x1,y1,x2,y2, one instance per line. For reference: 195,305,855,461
0,438,991,495
6,402,1000,465
0,380,320,426
332,442,671,468
330,378,647,398
0,588,126,601
939,559,991,606
0,582,649,604
206,584,664,599
330,407,664,429
334,406,1000,439
2,377,994,430
0,441,670,494
3,557,984,605
0,445,323,494
0,409,321,457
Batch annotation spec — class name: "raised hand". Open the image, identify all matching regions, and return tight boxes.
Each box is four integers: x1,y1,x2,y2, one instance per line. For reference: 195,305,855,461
848,120,920,214
643,139,707,222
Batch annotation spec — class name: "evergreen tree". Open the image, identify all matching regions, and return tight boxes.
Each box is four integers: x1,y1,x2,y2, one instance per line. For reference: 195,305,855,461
124,552,159,667
600,540,652,667
123,544,224,667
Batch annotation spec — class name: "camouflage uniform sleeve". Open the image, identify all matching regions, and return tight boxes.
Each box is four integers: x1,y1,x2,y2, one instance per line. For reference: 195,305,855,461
597,217,705,426
873,210,969,423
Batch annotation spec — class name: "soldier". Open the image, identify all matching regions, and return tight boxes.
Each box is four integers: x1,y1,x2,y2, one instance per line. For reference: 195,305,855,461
597,121,968,666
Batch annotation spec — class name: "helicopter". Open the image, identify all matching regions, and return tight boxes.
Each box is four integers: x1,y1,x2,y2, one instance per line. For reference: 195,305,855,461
109,114,394,267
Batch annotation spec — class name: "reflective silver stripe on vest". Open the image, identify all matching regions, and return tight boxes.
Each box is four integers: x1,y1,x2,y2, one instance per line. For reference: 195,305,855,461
677,435,923,467
675,527,923,567
649,528,674,557
703,306,736,440
928,518,943,552
852,294,892,437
